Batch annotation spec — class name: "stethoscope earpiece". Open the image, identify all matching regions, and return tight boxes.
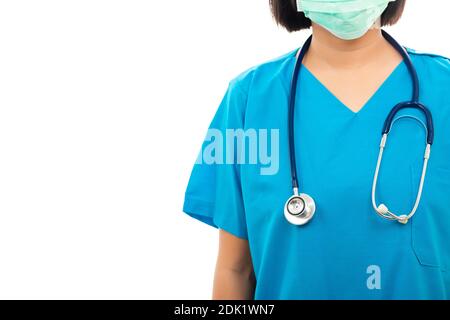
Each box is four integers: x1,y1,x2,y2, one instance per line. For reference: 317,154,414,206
377,204,389,215
376,203,409,224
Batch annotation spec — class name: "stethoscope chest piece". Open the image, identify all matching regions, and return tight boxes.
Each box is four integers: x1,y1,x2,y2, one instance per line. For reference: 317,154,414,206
284,193,316,225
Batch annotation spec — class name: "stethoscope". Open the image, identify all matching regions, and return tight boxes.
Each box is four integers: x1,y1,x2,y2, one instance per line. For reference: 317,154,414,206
284,30,434,226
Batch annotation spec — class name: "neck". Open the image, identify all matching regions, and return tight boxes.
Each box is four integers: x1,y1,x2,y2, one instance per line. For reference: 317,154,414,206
305,23,389,69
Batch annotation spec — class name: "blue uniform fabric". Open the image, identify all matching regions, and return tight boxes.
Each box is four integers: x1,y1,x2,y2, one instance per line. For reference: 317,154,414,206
183,46,450,299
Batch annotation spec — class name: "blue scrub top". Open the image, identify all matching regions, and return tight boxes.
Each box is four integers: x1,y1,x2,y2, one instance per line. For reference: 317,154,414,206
183,45,450,300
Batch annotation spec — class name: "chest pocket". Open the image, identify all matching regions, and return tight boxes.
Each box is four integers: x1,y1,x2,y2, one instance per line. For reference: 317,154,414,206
411,165,450,271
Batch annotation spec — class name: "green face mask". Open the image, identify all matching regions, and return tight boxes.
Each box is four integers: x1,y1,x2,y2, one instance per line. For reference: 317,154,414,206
296,0,395,40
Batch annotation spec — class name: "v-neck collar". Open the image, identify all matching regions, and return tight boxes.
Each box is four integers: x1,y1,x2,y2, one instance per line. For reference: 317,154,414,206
300,60,406,116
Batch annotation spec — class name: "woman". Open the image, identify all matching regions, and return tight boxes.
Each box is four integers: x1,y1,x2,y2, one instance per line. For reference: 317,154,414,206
183,0,450,299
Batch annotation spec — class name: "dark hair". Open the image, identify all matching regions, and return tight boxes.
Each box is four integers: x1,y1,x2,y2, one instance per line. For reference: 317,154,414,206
270,0,407,32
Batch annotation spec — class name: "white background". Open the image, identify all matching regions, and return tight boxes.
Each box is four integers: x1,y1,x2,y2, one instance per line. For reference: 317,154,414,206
0,0,449,299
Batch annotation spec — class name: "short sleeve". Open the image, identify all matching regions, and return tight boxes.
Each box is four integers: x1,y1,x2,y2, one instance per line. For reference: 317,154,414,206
182,80,249,240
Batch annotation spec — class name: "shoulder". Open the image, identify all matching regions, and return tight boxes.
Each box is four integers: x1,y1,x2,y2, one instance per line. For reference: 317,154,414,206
406,47,450,78
216,49,297,121
228,49,298,95
406,48,450,116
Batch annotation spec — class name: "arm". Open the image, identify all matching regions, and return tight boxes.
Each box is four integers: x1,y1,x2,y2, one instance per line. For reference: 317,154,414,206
212,229,256,300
